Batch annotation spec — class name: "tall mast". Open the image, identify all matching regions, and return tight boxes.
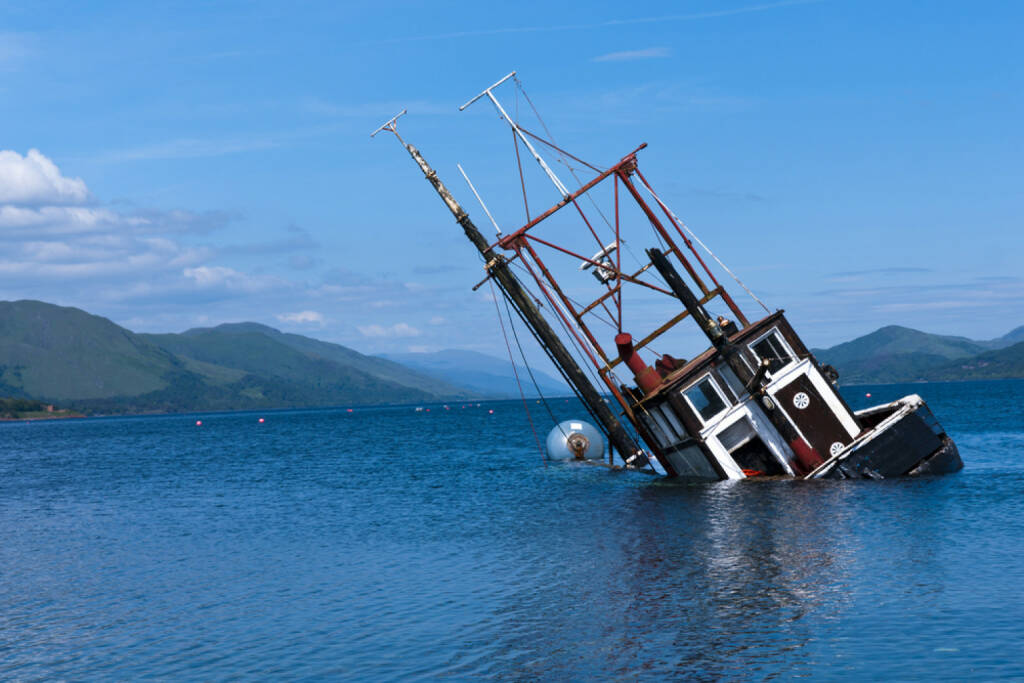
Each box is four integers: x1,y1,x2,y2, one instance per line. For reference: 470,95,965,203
372,112,648,468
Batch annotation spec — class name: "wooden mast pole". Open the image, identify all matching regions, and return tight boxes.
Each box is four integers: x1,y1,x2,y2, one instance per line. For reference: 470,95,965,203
372,113,648,468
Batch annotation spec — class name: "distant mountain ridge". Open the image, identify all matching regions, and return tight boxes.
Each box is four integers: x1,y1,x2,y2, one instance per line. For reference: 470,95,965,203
0,300,1019,414
378,349,568,399
0,300,478,414
813,324,1024,384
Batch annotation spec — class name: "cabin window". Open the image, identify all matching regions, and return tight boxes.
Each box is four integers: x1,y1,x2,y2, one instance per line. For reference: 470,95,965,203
681,375,729,424
750,328,795,374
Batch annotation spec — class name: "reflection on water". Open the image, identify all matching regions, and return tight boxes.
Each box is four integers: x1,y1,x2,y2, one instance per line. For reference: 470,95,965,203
0,380,1022,679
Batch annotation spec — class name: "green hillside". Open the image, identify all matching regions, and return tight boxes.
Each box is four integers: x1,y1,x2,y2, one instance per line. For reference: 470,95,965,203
0,300,475,414
815,324,1024,384
140,323,475,406
4,299,1019,412
923,341,1024,381
171,322,471,398
0,300,181,400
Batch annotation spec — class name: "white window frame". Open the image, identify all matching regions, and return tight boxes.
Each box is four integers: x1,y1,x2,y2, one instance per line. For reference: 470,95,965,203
680,373,731,426
748,327,797,375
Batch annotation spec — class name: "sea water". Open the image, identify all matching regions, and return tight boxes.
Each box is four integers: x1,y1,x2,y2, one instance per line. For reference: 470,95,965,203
1,380,1022,680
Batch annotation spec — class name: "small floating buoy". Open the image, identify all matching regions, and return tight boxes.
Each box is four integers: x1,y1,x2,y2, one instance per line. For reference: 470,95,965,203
488,409,494,414
346,408,353,413
195,420,202,426
258,418,264,423
546,420,604,460
866,393,872,398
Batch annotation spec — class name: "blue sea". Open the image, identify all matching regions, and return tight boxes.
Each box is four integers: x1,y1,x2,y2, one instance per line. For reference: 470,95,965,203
1,379,1022,680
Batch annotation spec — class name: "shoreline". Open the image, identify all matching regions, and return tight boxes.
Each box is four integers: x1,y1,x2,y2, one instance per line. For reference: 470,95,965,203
0,412,85,422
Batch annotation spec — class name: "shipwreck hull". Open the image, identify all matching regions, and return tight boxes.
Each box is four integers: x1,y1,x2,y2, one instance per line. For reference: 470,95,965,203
809,395,963,480
378,81,965,481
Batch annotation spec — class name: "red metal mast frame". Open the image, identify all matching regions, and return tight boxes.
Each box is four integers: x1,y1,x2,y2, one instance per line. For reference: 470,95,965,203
489,145,750,420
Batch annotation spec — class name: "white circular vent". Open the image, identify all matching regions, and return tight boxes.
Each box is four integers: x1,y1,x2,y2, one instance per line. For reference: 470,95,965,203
792,392,810,409
829,442,845,456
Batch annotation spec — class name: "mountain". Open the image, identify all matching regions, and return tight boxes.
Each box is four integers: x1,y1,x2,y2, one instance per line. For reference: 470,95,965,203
991,325,1024,349
922,341,1024,381
812,325,985,383
814,324,1024,384
141,323,472,402
379,349,569,398
0,300,475,414
3,299,1018,412
0,300,181,400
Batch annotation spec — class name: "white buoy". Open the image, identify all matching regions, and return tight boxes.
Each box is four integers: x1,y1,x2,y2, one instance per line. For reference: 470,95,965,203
545,420,604,461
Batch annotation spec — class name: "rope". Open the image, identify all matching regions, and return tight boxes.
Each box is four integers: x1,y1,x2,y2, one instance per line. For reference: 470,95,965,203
505,259,613,435
502,289,566,438
640,182,771,315
513,76,619,237
512,127,531,222
490,279,546,466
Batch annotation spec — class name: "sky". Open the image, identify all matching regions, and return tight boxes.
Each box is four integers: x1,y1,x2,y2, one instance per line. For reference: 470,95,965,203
1,0,1021,365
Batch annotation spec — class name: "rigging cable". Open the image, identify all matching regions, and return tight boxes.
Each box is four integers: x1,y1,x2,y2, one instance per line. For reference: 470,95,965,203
489,278,547,466
501,286,566,438
639,182,771,315
493,272,610,451
513,76,619,236
503,260,617,443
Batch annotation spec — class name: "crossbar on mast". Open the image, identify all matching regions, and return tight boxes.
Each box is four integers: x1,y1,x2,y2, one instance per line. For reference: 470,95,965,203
370,109,407,138
460,72,571,199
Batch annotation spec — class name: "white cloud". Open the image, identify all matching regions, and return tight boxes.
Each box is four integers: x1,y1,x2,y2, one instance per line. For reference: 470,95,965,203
182,265,279,292
277,310,325,325
428,316,446,325
0,205,139,235
0,149,89,205
357,322,421,338
593,47,672,62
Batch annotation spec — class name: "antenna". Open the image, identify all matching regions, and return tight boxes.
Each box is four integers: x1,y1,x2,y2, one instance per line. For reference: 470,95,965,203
459,72,570,200
457,163,502,236
370,109,408,139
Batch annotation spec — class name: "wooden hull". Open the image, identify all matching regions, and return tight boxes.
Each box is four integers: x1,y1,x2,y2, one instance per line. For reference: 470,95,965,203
808,395,963,479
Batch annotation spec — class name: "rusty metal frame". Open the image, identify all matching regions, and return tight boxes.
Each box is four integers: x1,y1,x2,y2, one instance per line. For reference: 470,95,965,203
492,143,748,415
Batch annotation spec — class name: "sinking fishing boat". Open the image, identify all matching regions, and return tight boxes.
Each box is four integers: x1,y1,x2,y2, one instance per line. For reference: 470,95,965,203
373,72,962,480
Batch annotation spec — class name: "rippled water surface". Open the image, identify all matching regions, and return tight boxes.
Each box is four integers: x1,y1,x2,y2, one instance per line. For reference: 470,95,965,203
1,380,1023,680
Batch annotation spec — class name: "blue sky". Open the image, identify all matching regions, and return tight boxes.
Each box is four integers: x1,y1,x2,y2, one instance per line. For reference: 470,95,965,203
1,0,1021,362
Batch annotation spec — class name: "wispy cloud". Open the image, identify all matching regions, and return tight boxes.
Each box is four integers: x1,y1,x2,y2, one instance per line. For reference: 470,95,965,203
825,266,933,284
369,0,823,45
593,47,671,63
299,97,451,118
95,123,349,164
97,136,279,163
357,322,422,338
221,224,319,256
832,266,932,278
277,310,325,325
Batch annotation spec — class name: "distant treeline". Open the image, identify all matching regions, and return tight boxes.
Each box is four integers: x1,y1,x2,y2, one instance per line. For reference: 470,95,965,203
0,397,50,418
